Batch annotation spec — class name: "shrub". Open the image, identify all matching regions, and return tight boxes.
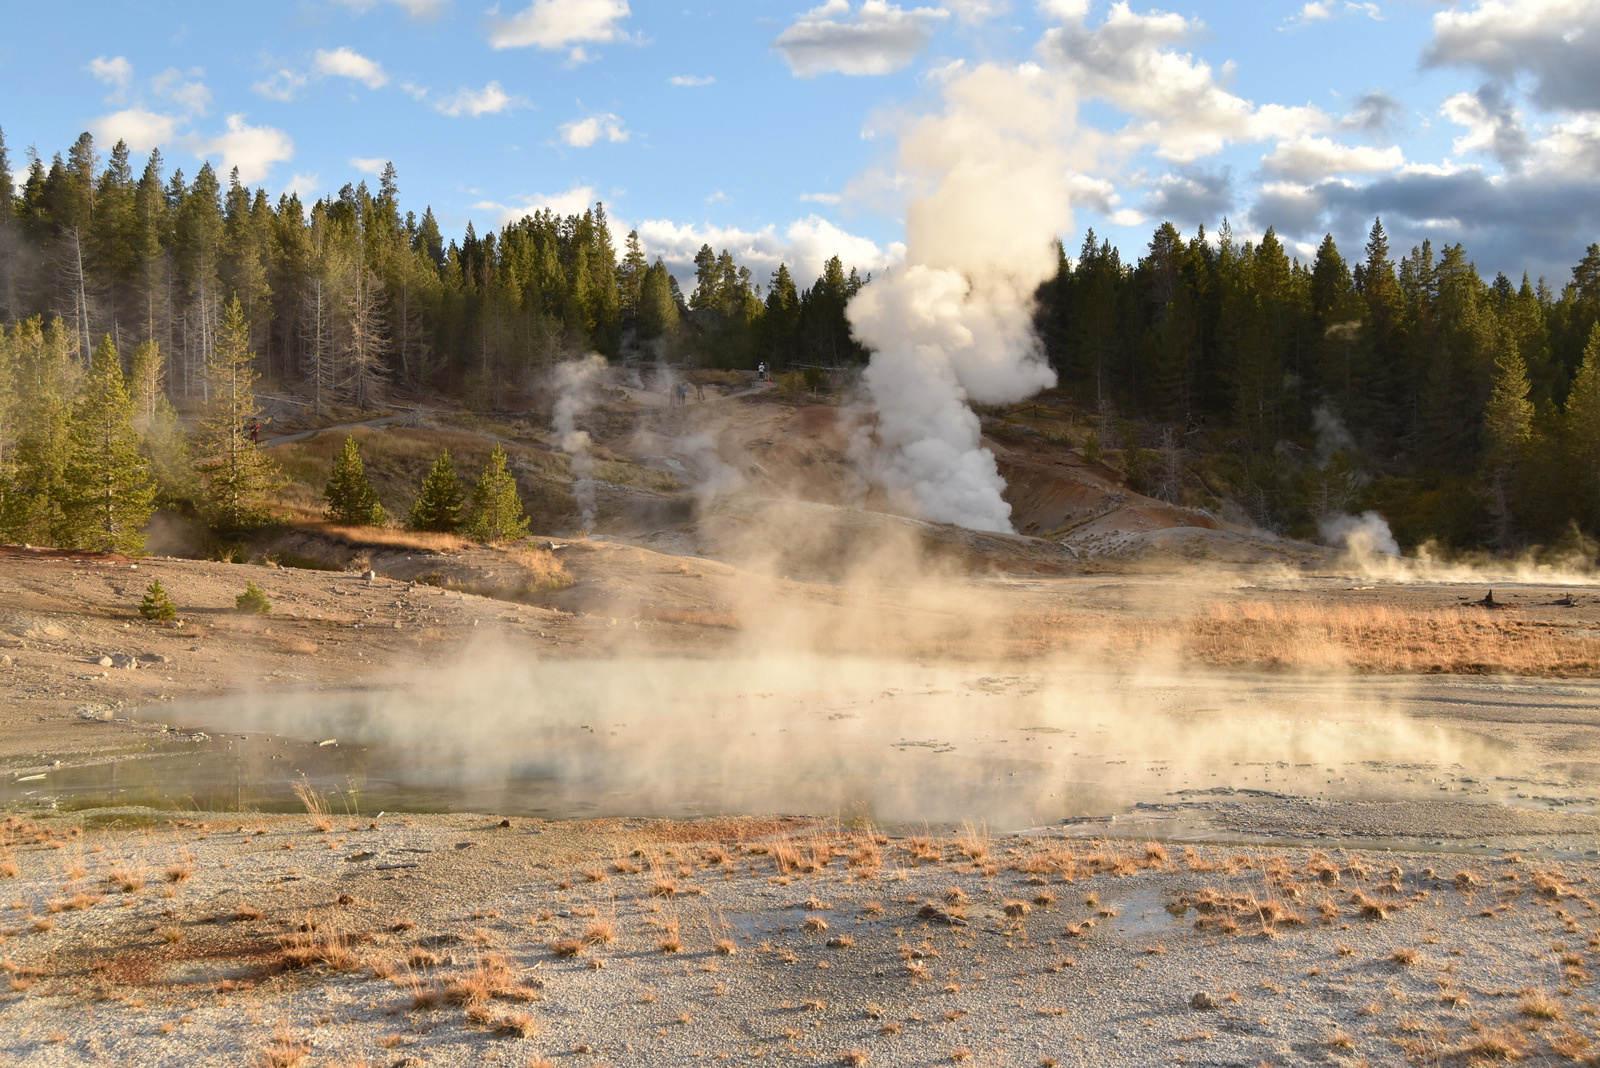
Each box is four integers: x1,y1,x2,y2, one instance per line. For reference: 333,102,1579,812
406,450,465,533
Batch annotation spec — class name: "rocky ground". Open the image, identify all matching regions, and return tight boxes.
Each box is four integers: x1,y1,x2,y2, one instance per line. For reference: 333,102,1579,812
6,810,1600,1067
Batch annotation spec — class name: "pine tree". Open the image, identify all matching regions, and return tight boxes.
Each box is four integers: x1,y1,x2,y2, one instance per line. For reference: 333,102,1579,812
1483,330,1534,548
467,444,529,543
3,318,78,544
1565,323,1600,528
61,335,155,553
323,434,387,526
195,296,281,533
235,580,272,615
406,450,465,532
139,579,177,621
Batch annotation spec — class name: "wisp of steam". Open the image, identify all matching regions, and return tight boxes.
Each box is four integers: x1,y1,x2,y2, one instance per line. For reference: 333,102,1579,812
553,354,608,531
847,65,1079,534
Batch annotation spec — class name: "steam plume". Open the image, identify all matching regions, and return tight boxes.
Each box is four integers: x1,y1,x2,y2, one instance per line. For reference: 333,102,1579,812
553,354,608,531
1319,510,1401,560
848,65,1079,533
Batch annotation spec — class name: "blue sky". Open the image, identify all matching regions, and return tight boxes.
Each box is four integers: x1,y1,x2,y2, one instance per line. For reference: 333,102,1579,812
3,0,1598,286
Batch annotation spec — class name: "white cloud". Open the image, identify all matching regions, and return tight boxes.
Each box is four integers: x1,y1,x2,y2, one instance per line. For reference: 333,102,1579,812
559,112,628,147
252,69,308,102
152,68,212,115
435,81,523,117
488,0,631,61
1040,1,1328,162
471,183,599,226
1442,83,1530,170
350,157,391,175
632,214,902,287
942,0,1009,24
334,0,451,17
669,75,715,87
313,47,389,89
283,172,322,199
1284,1,1381,27
773,1,950,77
1425,0,1600,112
193,114,294,184
87,56,133,89
705,190,729,204
800,191,843,205
1262,135,1405,180
90,108,181,153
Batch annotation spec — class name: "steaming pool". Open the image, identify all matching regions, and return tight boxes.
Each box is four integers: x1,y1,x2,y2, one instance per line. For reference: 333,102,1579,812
6,659,1588,831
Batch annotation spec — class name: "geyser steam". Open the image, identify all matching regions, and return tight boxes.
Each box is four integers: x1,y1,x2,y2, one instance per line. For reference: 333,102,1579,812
848,65,1080,533
553,354,608,531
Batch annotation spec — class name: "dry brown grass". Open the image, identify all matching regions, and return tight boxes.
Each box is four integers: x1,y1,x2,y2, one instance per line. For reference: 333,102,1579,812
1015,599,1600,676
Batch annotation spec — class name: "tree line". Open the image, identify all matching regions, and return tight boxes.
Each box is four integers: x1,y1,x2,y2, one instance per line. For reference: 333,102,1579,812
0,127,867,415
4,127,1599,553
1035,220,1600,551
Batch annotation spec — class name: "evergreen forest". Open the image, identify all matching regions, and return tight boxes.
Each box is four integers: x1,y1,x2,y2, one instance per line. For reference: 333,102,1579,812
2,127,1599,555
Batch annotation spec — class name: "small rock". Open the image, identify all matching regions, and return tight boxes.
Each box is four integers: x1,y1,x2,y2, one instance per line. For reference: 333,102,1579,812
0,655,13,668
499,819,512,828
97,656,114,667
1190,992,1219,1011
109,653,138,670
363,569,377,581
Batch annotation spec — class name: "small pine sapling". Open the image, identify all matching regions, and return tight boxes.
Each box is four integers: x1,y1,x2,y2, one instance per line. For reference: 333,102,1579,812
139,580,177,621
236,581,272,615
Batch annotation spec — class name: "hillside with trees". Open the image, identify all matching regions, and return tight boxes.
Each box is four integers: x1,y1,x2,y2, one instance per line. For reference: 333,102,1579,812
1,127,1598,556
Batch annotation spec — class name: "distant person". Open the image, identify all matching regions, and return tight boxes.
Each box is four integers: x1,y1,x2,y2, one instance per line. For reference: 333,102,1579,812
249,420,261,445
695,379,705,401
676,381,688,407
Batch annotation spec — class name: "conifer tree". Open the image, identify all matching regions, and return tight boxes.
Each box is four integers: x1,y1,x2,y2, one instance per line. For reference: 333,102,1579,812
1565,324,1600,527
1483,331,1534,547
235,580,272,615
195,296,281,533
61,335,155,553
3,318,78,544
467,444,529,543
323,435,387,526
406,450,465,533
139,579,176,621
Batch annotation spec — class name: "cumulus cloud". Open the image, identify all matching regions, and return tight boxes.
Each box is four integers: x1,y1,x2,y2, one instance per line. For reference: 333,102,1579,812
1425,0,1600,113
152,68,212,115
1138,166,1235,226
634,214,903,287
253,69,309,102
193,114,295,184
1263,135,1404,180
1442,82,1531,170
488,0,630,61
435,81,523,117
470,184,600,227
559,112,628,147
87,56,133,90
1339,90,1405,138
943,0,1009,24
313,47,389,89
283,172,322,199
669,75,715,87
350,157,390,175
90,109,181,153
1039,1,1328,162
773,1,950,77
1284,1,1381,27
